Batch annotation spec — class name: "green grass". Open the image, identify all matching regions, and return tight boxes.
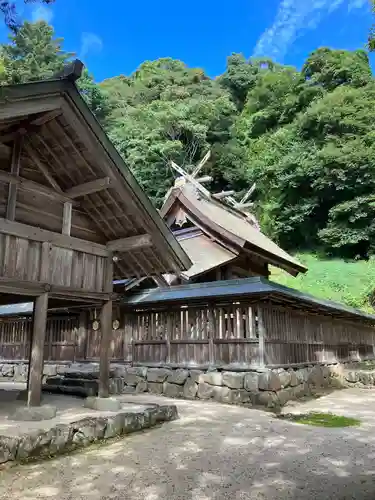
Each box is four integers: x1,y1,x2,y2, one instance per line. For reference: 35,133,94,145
271,253,375,313
280,412,361,428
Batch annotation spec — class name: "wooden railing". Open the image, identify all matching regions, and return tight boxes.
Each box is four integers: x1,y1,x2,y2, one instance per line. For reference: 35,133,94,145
0,315,79,362
1,297,374,368
126,301,375,367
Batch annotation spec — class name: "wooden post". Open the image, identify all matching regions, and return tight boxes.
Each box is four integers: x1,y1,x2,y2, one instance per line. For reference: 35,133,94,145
257,305,265,368
99,299,112,397
166,314,172,363
208,307,216,365
27,293,48,407
62,202,72,235
99,255,113,397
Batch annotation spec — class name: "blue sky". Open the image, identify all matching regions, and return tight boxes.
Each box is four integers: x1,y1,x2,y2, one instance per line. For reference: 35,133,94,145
0,0,373,81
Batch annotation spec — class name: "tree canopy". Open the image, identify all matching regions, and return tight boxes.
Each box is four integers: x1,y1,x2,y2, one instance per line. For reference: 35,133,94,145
1,20,375,262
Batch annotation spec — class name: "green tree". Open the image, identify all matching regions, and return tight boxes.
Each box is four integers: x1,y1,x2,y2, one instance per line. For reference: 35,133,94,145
369,0,375,51
1,21,73,84
243,58,375,258
104,58,236,206
302,47,371,90
77,68,112,124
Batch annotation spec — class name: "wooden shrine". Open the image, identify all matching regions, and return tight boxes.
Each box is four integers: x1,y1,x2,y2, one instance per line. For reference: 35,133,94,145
159,152,307,285
0,61,190,407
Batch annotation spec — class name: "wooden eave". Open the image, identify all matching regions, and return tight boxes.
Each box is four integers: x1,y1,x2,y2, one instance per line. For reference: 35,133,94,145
161,187,306,277
0,80,192,279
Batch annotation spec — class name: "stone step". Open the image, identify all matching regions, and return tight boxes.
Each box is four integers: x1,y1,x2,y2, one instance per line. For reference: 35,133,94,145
43,377,99,398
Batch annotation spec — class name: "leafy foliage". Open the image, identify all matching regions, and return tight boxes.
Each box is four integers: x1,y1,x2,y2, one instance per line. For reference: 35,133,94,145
271,253,375,312
2,21,375,264
1,21,73,84
102,58,236,205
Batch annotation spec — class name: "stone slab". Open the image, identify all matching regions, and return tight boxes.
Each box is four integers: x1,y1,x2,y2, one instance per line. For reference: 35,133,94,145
84,397,122,412
0,389,178,466
9,405,57,422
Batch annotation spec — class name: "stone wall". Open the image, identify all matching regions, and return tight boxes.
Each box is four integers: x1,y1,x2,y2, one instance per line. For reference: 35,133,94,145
1,361,374,409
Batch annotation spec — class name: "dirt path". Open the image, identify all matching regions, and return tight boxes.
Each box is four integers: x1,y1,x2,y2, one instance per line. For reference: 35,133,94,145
1,390,375,500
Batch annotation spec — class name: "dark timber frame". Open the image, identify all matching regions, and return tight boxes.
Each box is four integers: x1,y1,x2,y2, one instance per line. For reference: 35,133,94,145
0,71,190,406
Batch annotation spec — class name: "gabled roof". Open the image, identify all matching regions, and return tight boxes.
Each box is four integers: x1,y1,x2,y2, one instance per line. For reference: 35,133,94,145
176,229,237,280
161,183,306,276
0,77,191,278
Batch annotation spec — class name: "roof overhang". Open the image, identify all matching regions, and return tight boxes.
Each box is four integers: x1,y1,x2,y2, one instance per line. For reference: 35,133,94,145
0,79,192,278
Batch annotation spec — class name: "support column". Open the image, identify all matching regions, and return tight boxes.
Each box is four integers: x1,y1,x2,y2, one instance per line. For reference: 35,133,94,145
28,292,48,407
99,299,113,398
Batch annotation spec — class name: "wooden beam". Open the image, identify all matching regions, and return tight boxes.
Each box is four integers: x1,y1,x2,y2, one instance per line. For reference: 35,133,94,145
0,170,74,204
240,183,256,205
0,97,62,122
191,150,211,178
27,292,48,407
62,202,72,236
0,217,109,257
0,110,62,144
234,202,254,210
65,177,111,199
6,136,23,221
170,161,211,197
195,175,212,184
212,190,236,200
107,233,152,252
31,110,62,127
24,141,63,193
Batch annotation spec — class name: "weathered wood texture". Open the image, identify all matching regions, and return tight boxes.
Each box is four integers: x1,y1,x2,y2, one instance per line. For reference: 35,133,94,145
0,233,107,292
1,299,375,367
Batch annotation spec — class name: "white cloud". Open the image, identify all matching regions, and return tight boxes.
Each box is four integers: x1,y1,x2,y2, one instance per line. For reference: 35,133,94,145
348,0,369,11
252,0,369,62
31,4,54,23
80,32,103,59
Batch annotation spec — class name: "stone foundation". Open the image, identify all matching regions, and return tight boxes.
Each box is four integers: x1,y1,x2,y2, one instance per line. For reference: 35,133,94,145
1,360,375,410
0,403,178,465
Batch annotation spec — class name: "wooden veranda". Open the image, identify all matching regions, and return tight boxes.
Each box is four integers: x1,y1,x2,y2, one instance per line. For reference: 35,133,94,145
0,63,190,407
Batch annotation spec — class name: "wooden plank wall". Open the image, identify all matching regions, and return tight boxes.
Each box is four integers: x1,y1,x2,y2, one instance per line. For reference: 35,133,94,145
1,299,374,367
0,233,106,291
0,315,79,361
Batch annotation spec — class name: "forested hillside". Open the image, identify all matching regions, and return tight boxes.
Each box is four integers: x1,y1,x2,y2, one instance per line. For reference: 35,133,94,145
1,20,375,309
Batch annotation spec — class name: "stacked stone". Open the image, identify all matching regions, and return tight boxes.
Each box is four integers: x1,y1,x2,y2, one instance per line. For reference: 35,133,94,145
2,361,375,407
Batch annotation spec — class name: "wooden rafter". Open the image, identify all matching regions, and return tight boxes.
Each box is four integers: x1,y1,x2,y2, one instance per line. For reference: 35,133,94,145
107,234,152,252
6,136,23,221
0,170,74,204
65,177,111,199
23,140,63,193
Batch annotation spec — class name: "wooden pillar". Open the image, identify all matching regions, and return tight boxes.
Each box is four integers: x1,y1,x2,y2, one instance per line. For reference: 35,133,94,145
27,292,48,407
99,255,114,398
99,299,112,397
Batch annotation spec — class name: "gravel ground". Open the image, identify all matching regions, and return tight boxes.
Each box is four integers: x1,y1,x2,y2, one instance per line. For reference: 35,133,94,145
1,389,375,500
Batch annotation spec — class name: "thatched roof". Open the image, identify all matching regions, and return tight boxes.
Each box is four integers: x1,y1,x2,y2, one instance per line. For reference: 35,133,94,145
161,183,306,277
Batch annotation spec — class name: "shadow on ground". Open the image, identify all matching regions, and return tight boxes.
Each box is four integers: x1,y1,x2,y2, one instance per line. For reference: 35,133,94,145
1,389,375,499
